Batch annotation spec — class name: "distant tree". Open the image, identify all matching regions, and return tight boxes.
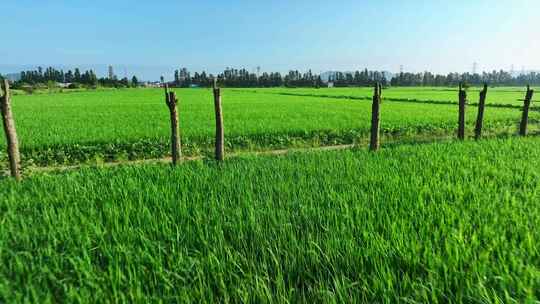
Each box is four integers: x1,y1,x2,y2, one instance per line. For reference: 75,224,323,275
174,70,179,85
88,70,98,86
74,68,81,83
120,77,129,87
131,76,139,87
381,74,388,87
65,70,74,83
316,75,323,88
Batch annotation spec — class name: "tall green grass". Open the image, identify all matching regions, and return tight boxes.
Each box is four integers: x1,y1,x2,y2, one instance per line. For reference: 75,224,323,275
1,137,539,302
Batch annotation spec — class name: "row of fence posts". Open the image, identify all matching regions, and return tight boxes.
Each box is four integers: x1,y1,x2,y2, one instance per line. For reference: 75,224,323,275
0,80,536,180
164,80,225,166
368,83,535,151
164,80,535,158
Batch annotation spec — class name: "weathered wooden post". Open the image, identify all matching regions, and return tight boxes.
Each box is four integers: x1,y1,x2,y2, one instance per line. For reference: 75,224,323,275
1,80,22,181
474,84,488,140
519,85,534,136
213,80,224,161
458,83,467,140
164,84,181,165
370,82,381,151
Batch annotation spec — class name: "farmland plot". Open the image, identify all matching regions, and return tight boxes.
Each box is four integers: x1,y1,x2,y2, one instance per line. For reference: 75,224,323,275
1,87,536,166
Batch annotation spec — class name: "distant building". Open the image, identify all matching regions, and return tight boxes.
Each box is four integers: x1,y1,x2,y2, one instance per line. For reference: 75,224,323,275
327,82,334,88
108,65,116,80
57,82,72,88
145,81,162,88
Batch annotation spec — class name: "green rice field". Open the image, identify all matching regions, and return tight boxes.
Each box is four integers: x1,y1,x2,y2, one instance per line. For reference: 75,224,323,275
1,86,537,166
1,86,540,302
1,137,539,302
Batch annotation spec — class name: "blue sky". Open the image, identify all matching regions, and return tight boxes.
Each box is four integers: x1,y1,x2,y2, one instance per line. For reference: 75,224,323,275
2,0,539,80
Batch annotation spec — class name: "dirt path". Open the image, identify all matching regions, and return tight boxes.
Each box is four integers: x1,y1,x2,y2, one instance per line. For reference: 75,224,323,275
29,144,355,174
20,127,540,176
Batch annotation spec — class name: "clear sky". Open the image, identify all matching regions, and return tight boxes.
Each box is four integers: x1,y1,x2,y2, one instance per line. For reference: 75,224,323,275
2,0,539,80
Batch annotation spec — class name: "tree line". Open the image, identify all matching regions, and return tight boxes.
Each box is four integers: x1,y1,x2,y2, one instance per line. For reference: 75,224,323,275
173,67,540,88
4,66,540,90
391,70,540,87
11,67,139,89
172,67,390,88
173,67,290,88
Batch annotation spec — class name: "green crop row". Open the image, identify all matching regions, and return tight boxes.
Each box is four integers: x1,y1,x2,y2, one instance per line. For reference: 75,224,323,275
250,86,539,106
269,91,532,109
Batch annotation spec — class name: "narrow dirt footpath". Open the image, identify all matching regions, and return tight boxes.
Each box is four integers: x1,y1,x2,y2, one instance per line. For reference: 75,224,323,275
29,144,355,174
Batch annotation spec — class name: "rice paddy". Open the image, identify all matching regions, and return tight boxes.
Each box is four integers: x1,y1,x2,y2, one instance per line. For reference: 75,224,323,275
1,137,539,302
1,86,539,302
1,87,537,165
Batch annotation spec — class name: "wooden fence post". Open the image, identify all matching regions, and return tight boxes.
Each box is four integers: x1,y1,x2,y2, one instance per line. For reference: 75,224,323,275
458,83,467,140
370,82,381,151
213,82,224,161
519,85,534,136
164,84,181,165
1,80,22,181
474,84,488,140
